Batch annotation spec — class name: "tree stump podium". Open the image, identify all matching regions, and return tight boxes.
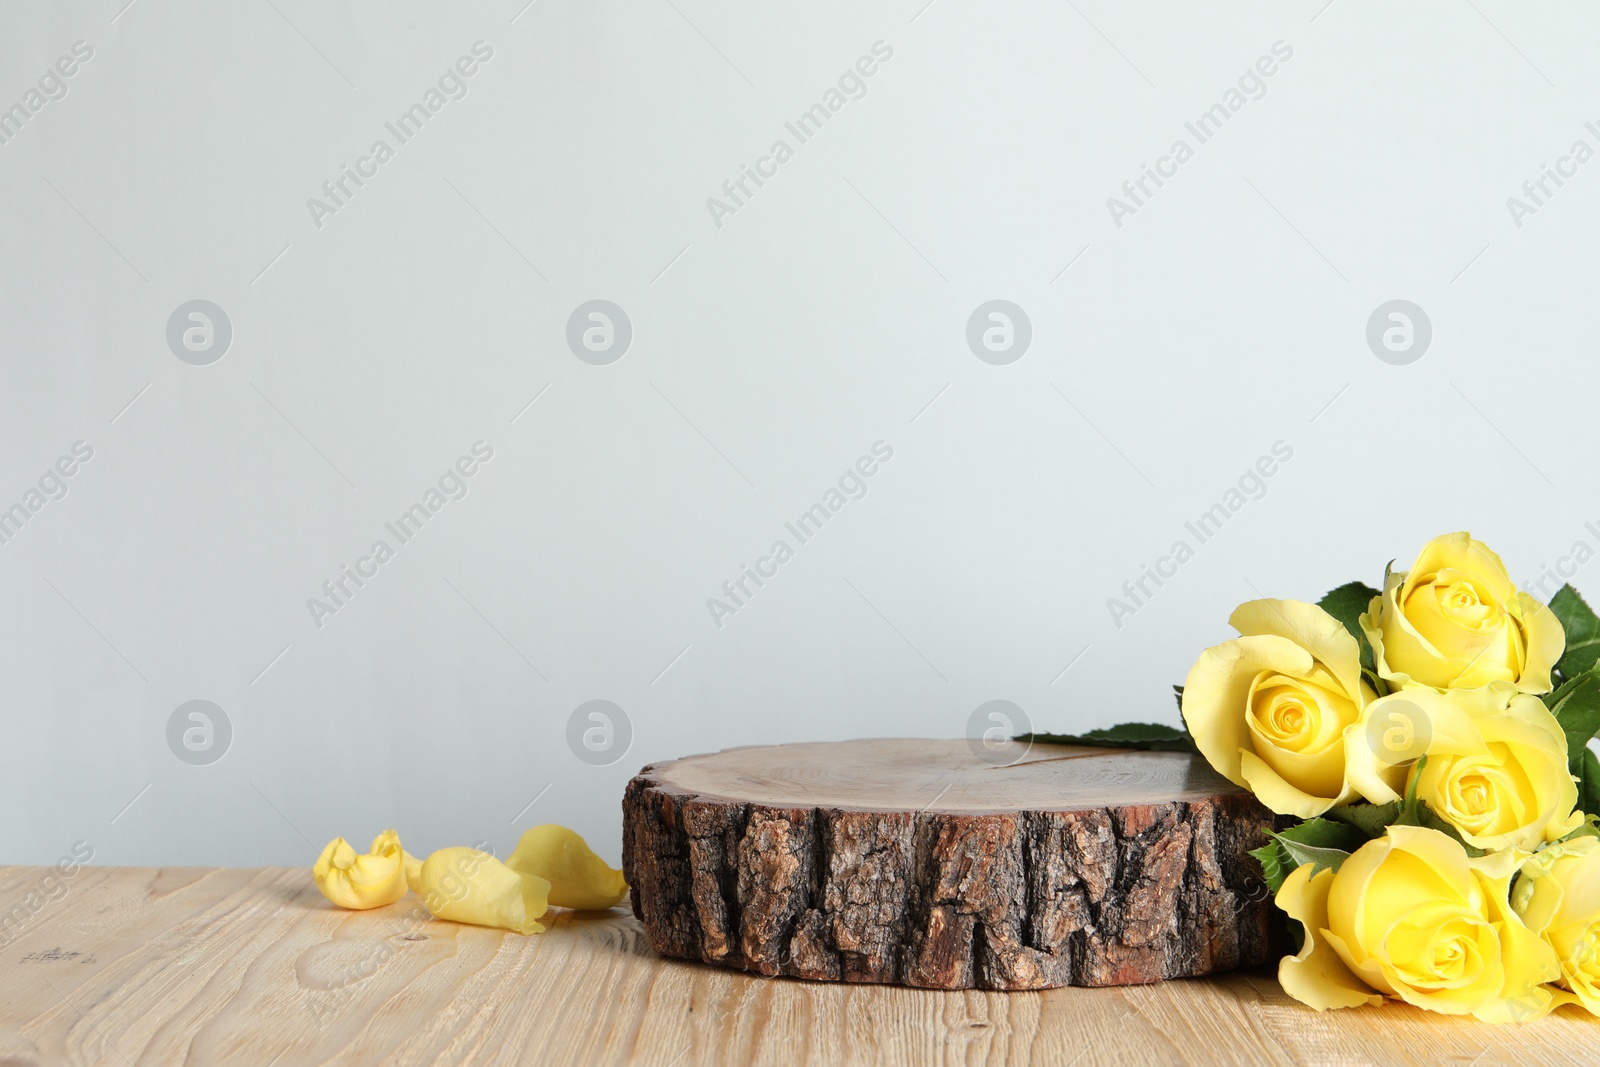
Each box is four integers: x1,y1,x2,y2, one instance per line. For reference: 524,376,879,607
622,739,1280,991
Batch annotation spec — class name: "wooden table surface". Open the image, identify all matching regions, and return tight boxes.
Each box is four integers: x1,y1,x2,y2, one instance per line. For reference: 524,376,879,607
0,866,1590,1066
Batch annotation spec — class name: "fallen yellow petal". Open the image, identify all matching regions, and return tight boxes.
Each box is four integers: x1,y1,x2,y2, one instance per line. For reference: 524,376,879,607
507,825,628,911
312,829,409,910
418,847,550,934
404,850,423,894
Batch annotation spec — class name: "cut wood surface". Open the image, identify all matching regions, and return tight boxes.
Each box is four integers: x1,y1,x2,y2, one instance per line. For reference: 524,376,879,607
623,739,1279,990
0,863,1592,1066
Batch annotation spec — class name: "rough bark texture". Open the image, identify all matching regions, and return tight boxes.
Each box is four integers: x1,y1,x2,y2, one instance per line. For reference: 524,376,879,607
622,740,1281,990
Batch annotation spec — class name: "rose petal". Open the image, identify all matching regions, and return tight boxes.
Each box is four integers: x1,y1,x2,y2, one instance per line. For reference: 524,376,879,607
1473,850,1561,1021
1239,750,1338,819
1514,592,1564,696
417,847,550,935
1183,634,1315,788
507,825,628,911
404,850,423,894
1230,599,1365,705
1276,864,1383,1011
312,829,409,910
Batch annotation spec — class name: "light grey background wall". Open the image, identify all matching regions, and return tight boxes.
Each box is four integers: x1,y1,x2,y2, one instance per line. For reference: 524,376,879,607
2,0,1597,868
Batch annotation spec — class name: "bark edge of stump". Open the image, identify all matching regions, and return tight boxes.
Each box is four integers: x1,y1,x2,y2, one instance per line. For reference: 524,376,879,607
621,738,1281,990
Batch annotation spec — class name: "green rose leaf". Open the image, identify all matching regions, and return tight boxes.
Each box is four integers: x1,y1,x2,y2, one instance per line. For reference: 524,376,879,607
1317,580,1382,678
1248,841,1292,896
1320,795,1492,858
1324,801,1402,839
1551,585,1600,684
1272,840,1354,879
1543,670,1600,779
1250,818,1366,895
1017,722,1198,754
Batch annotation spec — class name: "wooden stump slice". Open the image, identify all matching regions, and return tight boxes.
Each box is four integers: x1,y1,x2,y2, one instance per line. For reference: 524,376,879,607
622,738,1280,991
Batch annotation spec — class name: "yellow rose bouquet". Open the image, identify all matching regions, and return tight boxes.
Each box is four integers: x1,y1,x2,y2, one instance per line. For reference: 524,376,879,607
1031,532,1600,1021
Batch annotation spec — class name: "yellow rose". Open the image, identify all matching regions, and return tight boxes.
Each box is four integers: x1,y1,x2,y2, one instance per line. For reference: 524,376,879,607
1362,532,1563,694
1183,599,1378,817
507,824,628,911
1278,825,1558,1021
1513,835,1600,1016
1346,687,1577,851
312,829,410,910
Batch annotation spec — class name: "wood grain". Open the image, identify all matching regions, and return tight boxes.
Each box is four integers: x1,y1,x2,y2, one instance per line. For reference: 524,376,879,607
0,863,1592,1065
639,738,1244,811
624,739,1278,990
